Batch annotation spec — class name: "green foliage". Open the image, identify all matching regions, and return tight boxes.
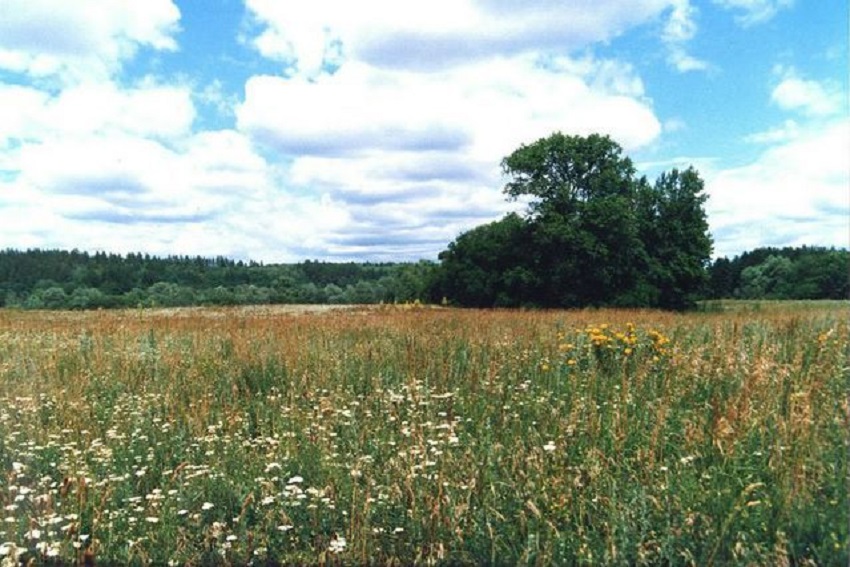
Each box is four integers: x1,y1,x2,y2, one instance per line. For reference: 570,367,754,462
432,213,537,307
0,250,439,309
434,132,713,309
707,246,850,300
640,168,713,309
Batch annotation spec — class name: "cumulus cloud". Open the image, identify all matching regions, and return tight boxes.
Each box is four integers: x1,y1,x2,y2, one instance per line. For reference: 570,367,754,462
230,1,681,259
707,119,850,257
15,0,832,263
234,51,662,259
661,0,709,72
712,0,794,27
770,71,844,117
244,0,678,75
0,0,181,83
0,81,195,147
238,57,660,160
0,127,358,261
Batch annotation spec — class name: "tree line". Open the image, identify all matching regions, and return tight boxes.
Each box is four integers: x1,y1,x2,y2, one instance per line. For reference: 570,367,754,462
706,246,848,300
0,249,435,309
1,244,845,311
429,133,846,307
1,133,846,310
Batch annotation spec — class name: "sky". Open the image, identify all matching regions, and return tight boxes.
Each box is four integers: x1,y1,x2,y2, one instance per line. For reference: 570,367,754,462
0,0,847,262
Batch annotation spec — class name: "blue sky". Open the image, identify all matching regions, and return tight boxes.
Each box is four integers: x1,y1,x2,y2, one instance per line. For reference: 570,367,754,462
0,0,847,262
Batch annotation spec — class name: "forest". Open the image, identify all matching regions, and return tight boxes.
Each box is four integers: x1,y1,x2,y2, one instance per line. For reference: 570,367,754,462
0,249,434,309
0,244,845,311
1,134,846,310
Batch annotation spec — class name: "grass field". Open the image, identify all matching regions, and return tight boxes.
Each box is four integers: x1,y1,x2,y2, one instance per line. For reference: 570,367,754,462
0,304,847,565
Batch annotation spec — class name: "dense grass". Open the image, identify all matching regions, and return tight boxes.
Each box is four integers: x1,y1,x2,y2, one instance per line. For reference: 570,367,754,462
0,304,847,565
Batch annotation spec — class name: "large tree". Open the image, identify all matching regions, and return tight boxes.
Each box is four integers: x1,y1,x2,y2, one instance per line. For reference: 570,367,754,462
432,213,538,307
638,167,713,309
434,132,714,309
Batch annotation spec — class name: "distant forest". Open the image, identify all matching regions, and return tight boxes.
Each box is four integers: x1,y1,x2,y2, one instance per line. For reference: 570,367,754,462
705,245,848,301
0,245,846,310
0,249,434,309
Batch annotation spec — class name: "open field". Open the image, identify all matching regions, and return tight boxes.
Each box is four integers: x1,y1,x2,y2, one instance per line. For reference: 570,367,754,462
0,304,847,565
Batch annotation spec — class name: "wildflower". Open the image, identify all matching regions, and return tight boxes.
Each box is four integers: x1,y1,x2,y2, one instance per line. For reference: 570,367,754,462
329,535,347,554
201,502,214,511
543,442,556,452
287,475,304,484
277,524,294,532
145,517,160,523
393,527,404,534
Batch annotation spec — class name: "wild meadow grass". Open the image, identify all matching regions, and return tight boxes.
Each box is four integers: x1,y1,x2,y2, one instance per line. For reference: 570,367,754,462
0,304,846,565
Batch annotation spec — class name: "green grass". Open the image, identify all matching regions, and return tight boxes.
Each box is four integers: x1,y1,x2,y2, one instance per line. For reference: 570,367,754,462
0,305,846,565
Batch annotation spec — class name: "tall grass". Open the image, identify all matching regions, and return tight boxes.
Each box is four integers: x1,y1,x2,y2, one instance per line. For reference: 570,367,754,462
0,305,846,565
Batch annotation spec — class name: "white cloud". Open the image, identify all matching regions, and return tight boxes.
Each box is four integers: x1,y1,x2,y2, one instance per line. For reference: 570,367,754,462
244,0,677,75
0,0,670,263
235,54,662,258
238,55,661,159
662,0,699,42
0,127,359,261
771,72,844,117
667,48,710,72
661,0,709,72
0,85,49,147
0,0,180,82
744,119,800,144
0,80,195,149
17,0,838,264
232,2,673,259
712,0,794,27
707,118,850,257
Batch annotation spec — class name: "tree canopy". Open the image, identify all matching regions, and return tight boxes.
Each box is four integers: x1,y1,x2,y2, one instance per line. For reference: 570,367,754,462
432,133,714,309
0,250,437,309
705,246,849,300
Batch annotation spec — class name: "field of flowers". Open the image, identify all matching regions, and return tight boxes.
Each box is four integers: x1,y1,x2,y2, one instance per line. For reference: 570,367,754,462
0,303,846,565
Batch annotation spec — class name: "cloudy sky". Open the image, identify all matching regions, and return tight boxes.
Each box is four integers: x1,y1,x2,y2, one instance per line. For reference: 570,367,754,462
0,0,847,262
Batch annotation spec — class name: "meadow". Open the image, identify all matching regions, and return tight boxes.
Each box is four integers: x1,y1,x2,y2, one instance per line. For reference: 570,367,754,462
0,303,846,565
